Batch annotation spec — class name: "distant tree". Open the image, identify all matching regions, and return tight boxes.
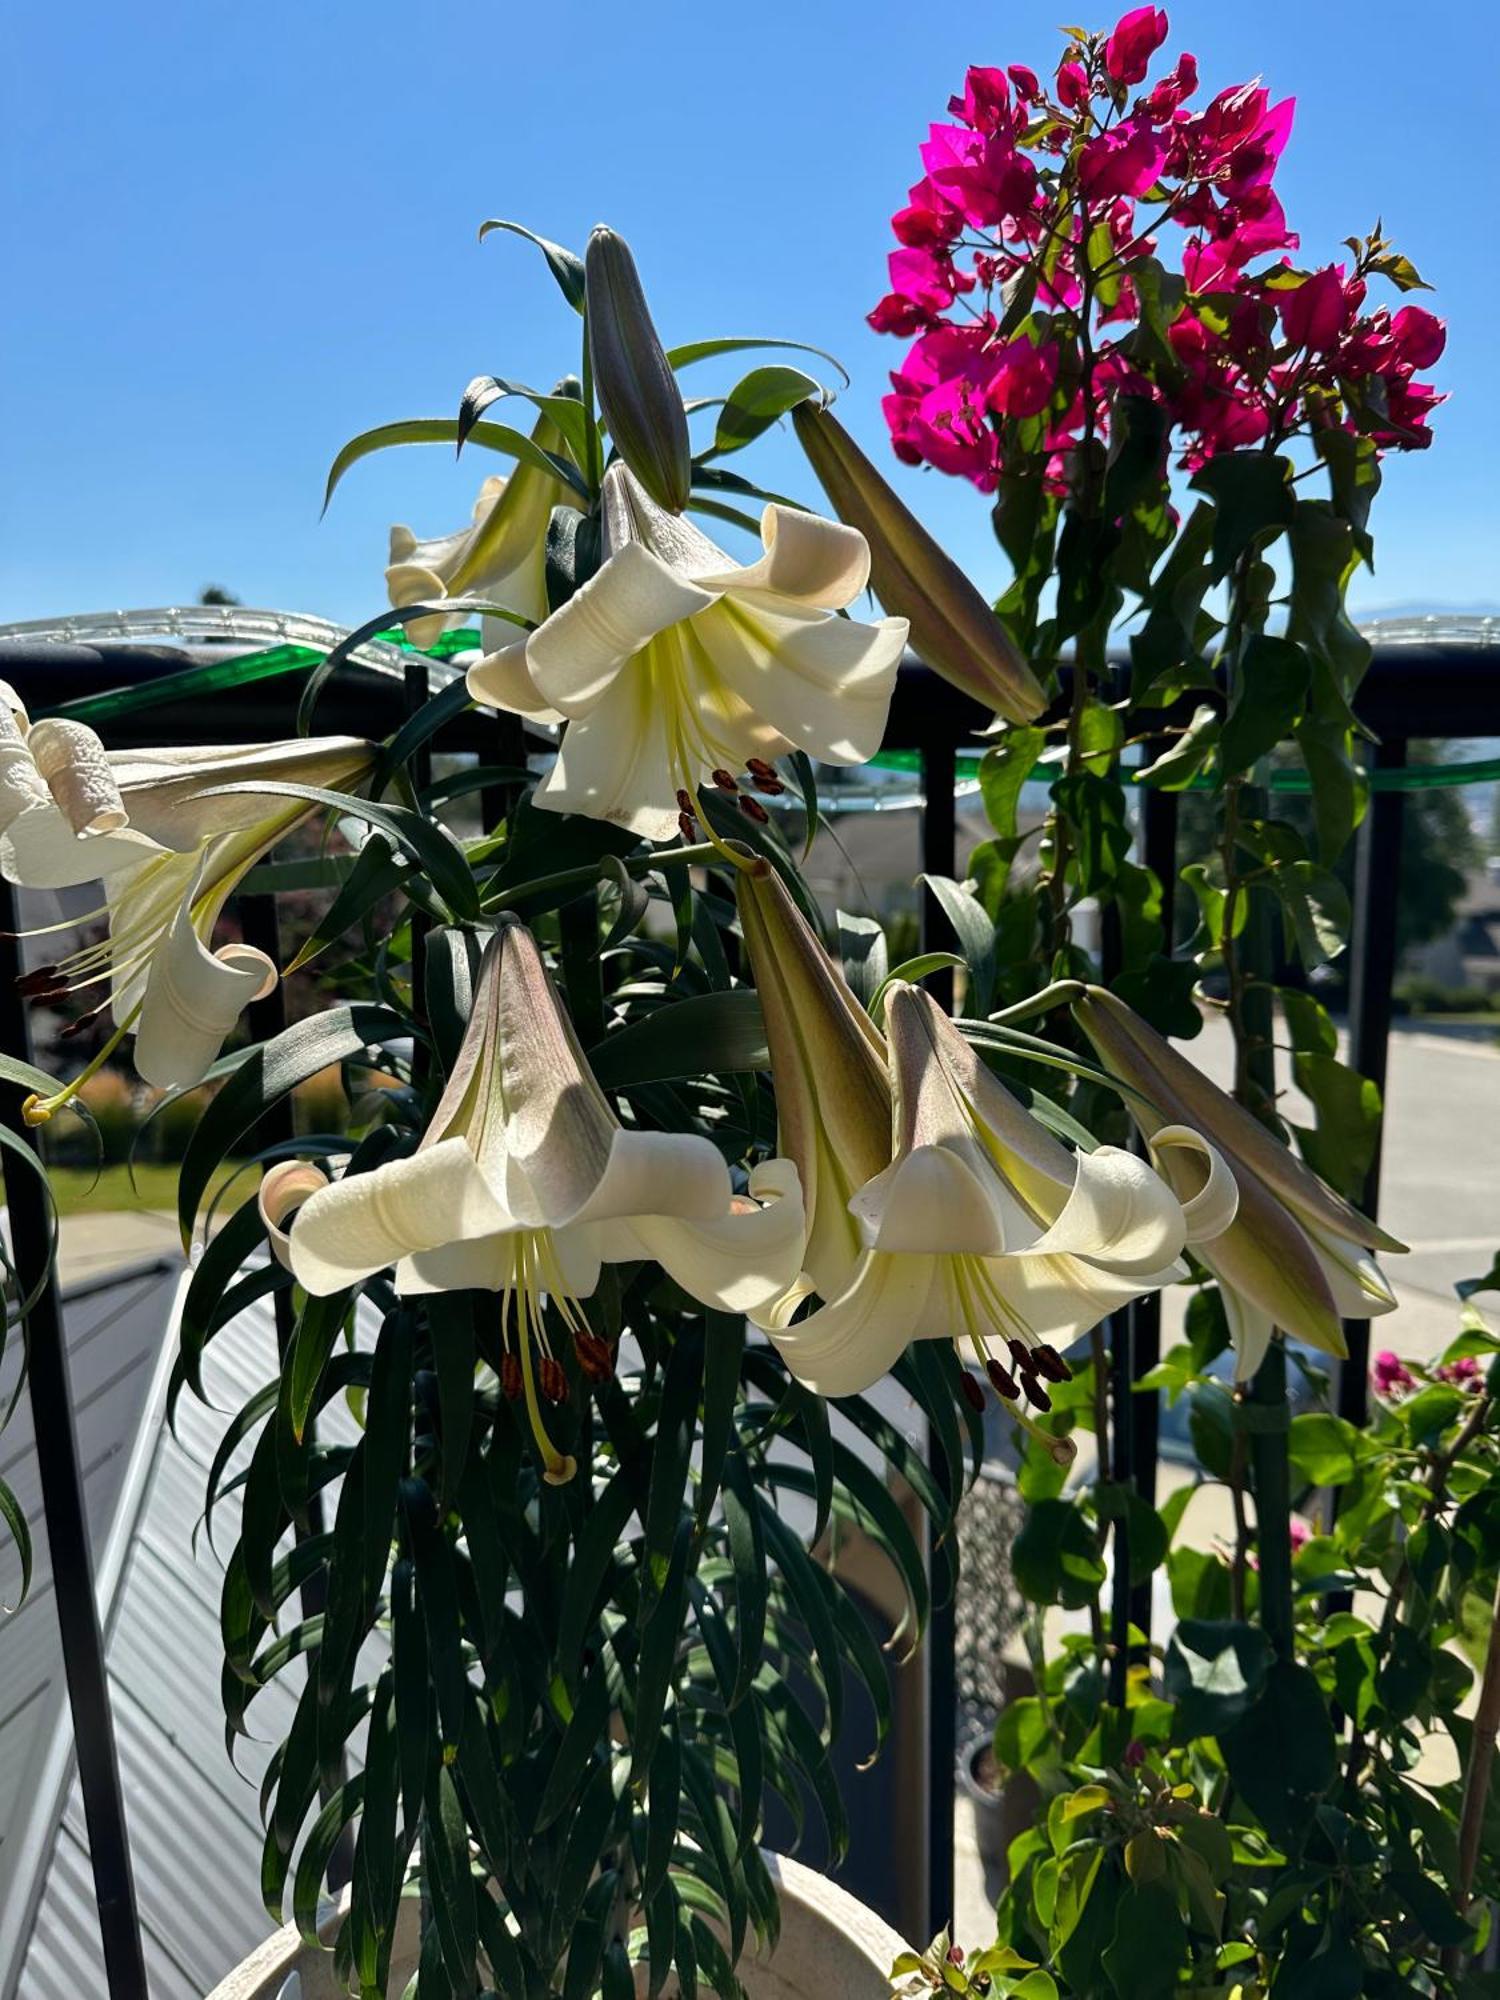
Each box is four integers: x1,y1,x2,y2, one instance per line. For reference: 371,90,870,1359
198,584,241,606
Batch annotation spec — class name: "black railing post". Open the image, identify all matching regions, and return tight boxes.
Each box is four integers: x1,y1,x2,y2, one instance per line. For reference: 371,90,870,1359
1338,736,1410,1434
918,732,957,1937
1127,778,1179,1646
0,882,148,1999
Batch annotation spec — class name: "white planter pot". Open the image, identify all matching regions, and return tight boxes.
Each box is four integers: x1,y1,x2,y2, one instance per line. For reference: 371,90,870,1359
206,1853,906,1999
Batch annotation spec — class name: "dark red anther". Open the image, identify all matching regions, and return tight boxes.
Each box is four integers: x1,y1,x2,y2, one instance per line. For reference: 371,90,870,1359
1024,1378,1053,1413
574,1330,617,1383
710,768,739,792
1032,1343,1072,1383
17,965,61,998
746,757,777,780
675,788,696,814
959,1370,986,1413
538,1356,568,1405
1007,1336,1037,1378
737,796,770,825
500,1353,523,1401
753,775,786,796
986,1357,1020,1401
677,812,697,842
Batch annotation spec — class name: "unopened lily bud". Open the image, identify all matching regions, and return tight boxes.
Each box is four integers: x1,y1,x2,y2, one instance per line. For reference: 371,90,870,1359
1072,984,1404,1379
585,226,692,514
735,855,891,1299
791,400,1048,725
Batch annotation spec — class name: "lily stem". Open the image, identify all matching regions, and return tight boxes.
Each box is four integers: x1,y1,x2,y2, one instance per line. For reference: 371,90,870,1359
1445,1567,1500,1975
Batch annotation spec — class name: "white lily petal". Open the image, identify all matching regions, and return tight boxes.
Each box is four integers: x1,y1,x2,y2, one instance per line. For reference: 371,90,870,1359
289,1139,512,1295
100,737,374,851
618,1158,807,1313
489,921,624,1223
1221,1280,1277,1381
466,637,565,724
385,562,452,651
258,1162,330,1272
988,1248,1187,1351
762,1250,940,1398
1147,1125,1239,1245
399,1232,516,1295
570,1128,735,1229
107,850,202,1019
0,756,54,840
1029,1144,1187,1276
1308,1225,1398,1318
133,870,278,1088
697,598,907,766
601,461,729,570
28,718,128,836
0,681,30,731
886,985,1075,1223
692,504,871,609
526,542,718,715
851,1142,1014,1257
3,808,161,888
531,690,685,839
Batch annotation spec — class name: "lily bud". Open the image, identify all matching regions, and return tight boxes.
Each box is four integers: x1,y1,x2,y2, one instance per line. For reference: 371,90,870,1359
585,226,692,514
1072,985,1404,1377
791,401,1047,726
735,855,891,1298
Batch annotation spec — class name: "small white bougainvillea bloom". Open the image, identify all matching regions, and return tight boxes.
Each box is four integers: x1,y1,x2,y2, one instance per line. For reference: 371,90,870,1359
1073,985,1403,1379
759,984,1236,1402
467,463,909,838
2,718,375,1098
276,918,806,1484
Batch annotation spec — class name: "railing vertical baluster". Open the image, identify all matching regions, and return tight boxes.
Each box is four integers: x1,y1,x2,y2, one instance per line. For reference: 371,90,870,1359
1339,735,1410,1434
0,881,148,1999
918,733,958,1937
1128,777,1179,1649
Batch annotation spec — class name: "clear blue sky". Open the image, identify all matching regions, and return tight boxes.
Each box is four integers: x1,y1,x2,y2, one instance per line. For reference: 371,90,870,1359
4,0,1495,634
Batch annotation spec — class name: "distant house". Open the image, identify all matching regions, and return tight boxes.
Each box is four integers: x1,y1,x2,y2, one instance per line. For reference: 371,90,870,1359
1406,862,1500,994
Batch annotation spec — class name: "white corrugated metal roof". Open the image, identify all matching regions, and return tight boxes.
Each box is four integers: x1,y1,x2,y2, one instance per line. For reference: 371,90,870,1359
1,1259,376,1996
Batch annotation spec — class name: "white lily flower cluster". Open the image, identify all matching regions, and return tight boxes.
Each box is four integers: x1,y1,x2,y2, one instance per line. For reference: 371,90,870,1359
0,683,374,1099
734,859,1237,1418
398,463,908,841
263,919,805,1483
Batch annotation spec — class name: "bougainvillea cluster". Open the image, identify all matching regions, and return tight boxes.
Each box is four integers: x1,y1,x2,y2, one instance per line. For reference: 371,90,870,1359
869,6,1445,490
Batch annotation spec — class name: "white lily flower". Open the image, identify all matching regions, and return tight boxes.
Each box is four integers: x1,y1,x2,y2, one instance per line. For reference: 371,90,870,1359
2,721,375,1097
386,412,578,707
759,984,1236,1401
467,464,909,839
1073,986,1403,1379
273,919,806,1484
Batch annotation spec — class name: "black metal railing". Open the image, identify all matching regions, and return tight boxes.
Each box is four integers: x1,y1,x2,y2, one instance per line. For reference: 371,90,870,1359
0,619,1494,1983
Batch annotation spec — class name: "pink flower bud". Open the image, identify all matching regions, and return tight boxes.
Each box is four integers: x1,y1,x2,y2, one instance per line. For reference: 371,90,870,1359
1279,265,1346,354
1392,304,1447,369
1057,60,1090,110
1105,6,1169,86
